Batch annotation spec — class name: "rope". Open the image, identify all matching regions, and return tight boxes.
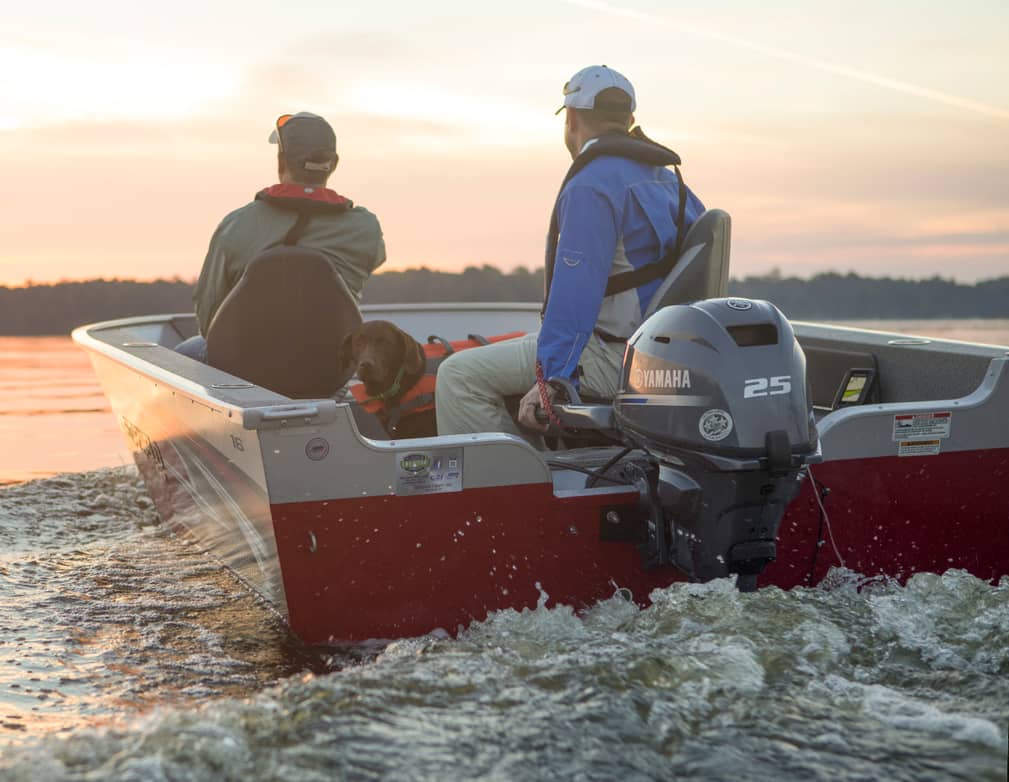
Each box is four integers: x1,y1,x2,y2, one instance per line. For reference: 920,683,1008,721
534,360,564,428
809,466,846,569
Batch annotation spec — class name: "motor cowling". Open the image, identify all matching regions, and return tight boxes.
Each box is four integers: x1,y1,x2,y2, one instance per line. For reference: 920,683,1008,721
613,298,820,589
615,298,815,457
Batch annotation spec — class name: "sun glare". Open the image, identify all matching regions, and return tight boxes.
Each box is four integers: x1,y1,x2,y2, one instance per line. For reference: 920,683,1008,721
0,45,236,125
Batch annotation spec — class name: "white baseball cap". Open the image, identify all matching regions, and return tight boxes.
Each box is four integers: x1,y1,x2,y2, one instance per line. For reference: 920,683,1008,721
556,65,636,115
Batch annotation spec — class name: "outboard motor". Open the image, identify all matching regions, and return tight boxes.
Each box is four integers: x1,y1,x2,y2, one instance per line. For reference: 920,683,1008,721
613,297,820,590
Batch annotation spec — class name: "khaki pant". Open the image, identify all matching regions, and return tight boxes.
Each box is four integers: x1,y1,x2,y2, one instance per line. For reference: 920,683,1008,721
435,331,625,443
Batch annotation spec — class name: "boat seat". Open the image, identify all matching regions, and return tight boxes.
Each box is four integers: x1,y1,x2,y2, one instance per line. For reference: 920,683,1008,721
524,209,732,431
206,247,362,399
644,208,731,317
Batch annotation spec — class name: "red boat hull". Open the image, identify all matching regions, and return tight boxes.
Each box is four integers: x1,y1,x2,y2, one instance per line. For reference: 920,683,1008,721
273,448,1009,643
768,447,1009,588
272,483,681,643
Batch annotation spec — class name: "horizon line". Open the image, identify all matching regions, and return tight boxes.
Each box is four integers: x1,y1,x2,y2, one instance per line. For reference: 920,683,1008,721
3,268,1008,289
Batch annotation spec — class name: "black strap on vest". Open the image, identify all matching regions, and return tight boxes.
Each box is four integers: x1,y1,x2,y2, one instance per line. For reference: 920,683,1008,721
542,127,687,314
255,189,352,248
603,167,687,297
284,211,313,245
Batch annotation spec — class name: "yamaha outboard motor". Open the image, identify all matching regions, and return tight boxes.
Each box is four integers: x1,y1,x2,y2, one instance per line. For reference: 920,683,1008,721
614,297,820,590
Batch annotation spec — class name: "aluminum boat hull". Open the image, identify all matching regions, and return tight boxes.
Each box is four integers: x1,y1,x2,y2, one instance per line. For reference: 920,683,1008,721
74,305,1009,643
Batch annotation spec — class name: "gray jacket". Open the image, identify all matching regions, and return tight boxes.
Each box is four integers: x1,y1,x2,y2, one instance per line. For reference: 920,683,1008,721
194,185,385,334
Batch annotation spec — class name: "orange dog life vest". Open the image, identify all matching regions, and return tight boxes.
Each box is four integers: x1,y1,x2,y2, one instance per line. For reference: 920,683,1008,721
348,332,526,426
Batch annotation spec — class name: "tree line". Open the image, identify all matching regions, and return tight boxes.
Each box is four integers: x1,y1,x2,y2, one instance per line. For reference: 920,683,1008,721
1,268,1006,335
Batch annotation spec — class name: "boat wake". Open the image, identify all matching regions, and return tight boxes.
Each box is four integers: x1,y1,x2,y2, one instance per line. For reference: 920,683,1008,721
1,469,1006,781
0,469,319,748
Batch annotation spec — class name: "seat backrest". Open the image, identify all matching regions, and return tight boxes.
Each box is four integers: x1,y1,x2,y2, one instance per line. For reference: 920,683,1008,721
644,208,731,317
206,247,362,399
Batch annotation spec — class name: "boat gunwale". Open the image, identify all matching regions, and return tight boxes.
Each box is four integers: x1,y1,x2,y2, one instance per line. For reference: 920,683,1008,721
73,310,1009,445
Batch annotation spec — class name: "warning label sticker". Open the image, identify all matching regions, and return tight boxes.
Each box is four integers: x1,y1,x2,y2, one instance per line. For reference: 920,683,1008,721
892,411,952,441
898,439,941,457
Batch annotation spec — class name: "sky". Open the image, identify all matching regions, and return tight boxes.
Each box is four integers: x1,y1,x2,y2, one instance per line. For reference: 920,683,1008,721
0,0,1006,286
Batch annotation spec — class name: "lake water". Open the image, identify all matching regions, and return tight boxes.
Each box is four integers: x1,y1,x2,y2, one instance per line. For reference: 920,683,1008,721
0,337,130,486
0,321,1007,779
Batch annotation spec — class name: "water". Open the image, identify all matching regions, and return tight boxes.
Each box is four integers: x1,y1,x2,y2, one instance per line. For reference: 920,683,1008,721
831,319,1009,347
0,470,1006,780
0,338,129,485
0,470,319,735
1,322,1008,779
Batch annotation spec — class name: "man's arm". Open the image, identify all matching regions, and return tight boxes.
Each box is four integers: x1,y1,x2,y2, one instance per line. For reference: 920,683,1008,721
372,222,387,273
537,183,619,384
193,221,231,336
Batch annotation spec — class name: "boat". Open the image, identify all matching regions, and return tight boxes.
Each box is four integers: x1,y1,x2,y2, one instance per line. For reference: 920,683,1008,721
73,211,1009,643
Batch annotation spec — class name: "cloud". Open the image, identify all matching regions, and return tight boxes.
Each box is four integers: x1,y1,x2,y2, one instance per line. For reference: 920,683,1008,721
1,13,1006,286
561,0,1009,122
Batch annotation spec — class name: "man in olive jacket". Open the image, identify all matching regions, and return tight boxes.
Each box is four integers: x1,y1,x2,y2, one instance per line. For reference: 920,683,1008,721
178,112,385,360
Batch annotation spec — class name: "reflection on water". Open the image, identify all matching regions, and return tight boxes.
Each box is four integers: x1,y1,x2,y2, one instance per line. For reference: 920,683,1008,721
0,337,130,485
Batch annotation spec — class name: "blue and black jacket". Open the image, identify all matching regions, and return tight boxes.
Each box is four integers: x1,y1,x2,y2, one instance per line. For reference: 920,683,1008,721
539,129,705,384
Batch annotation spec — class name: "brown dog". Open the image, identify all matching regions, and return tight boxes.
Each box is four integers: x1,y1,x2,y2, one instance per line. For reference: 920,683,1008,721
341,320,426,405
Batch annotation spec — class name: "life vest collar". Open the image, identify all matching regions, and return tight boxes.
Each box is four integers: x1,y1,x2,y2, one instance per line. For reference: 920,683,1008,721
256,184,353,213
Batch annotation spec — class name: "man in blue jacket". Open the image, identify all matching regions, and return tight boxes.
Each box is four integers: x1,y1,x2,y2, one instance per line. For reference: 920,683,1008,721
436,65,705,441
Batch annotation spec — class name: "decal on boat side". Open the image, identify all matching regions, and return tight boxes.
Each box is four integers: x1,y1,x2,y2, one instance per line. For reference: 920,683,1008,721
897,439,941,457
120,417,165,470
892,411,952,441
396,449,464,496
400,453,431,474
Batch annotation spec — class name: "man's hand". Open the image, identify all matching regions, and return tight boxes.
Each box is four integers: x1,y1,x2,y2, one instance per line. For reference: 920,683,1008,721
518,382,556,432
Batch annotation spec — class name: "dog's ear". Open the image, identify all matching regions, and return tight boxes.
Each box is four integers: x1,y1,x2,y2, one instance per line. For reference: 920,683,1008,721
338,331,358,374
401,328,426,378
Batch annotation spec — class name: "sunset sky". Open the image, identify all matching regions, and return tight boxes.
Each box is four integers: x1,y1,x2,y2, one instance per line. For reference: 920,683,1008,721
1,0,1006,286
